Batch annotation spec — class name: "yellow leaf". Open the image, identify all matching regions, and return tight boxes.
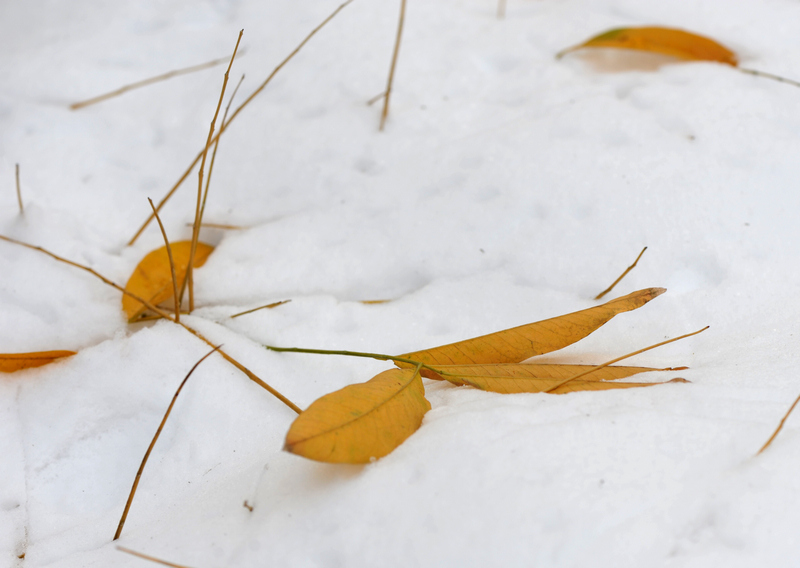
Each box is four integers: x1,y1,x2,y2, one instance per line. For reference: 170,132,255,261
558,27,738,66
548,377,688,395
433,362,685,394
122,241,214,322
0,350,77,373
285,368,431,464
396,288,664,375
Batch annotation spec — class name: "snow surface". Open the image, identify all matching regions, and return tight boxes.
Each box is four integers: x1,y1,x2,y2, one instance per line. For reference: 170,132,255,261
3,0,800,566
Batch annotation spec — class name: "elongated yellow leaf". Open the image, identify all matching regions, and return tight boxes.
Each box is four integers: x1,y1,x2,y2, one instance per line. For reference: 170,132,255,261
396,288,664,375
285,368,431,464
558,27,737,66
122,241,214,321
0,350,77,373
434,362,685,394
548,377,688,395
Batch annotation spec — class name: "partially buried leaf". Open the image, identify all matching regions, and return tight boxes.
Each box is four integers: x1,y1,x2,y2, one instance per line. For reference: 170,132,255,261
396,288,665,376
433,362,686,394
285,368,431,464
547,377,687,395
1,351,77,373
122,241,214,322
558,27,737,66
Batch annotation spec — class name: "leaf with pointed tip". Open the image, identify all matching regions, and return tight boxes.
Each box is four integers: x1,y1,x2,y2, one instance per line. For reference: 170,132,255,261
558,27,737,66
0,351,77,373
122,241,214,322
548,377,688,395
285,368,431,464
396,288,665,376
433,362,687,394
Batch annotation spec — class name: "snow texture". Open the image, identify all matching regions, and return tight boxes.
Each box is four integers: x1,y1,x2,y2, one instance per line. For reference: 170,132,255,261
2,0,800,566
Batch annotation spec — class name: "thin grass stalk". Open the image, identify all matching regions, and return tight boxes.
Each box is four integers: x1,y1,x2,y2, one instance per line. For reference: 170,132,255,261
380,0,407,131
147,198,180,323
113,346,220,540
127,0,354,246
183,31,243,313
0,234,300,413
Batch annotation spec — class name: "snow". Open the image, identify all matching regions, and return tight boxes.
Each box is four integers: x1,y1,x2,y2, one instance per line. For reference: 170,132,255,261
3,0,800,566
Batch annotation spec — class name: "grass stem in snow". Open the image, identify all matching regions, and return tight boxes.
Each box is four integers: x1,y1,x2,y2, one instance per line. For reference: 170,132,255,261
0,234,300,414
113,347,220,540
380,0,407,131
128,0,354,246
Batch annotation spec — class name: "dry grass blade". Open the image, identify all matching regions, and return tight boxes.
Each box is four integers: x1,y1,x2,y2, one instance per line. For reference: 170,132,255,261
230,299,291,318
595,246,647,300
397,287,665,373
380,0,407,131
0,234,300,413
0,351,77,373
757,391,800,455
285,366,430,464
128,0,354,246
69,54,236,111
15,164,23,214
147,198,180,323
184,31,243,314
544,327,708,393
185,222,247,230
198,74,246,228
114,346,219,541
366,91,385,106
117,546,193,568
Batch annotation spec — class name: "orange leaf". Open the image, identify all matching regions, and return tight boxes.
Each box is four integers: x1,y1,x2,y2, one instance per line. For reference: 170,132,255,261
434,362,685,394
0,351,77,373
548,377,688,395
558,27,737,66
396,288,665,376
122,241,214,322
285,368,430,464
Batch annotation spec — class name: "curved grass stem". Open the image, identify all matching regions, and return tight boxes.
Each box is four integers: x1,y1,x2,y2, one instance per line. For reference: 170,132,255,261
0,234,300,414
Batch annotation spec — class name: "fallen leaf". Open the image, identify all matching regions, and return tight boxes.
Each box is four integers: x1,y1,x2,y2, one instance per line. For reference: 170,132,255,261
396,287,664,376
122,241,214,322
433,362,686,394
558,27,737,66
548,377,688,394
0,351,77,373
285,368,430,464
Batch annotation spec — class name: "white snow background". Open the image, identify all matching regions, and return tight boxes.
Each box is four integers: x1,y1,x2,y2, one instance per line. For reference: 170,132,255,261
2,0,800,566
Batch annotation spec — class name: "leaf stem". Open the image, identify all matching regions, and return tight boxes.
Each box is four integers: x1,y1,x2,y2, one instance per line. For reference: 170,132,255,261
266,344,422,368
738,67,800,89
